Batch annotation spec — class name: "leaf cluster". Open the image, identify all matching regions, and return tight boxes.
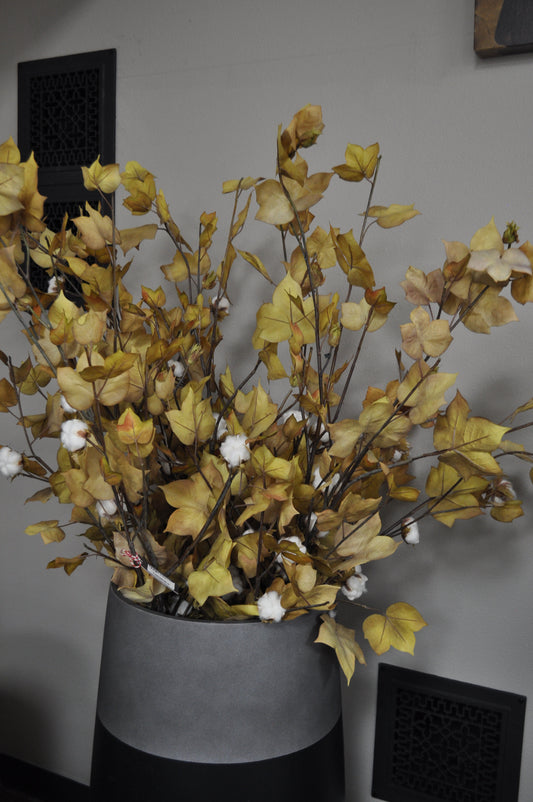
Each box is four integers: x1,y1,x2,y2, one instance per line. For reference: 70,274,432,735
1,110,532,682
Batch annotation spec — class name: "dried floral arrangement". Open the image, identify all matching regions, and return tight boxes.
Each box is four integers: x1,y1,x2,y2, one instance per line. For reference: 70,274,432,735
0,105,532,681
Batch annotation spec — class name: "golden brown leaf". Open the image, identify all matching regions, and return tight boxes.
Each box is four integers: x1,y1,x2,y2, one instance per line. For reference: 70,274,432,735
363,602,427,655
315,614,366,684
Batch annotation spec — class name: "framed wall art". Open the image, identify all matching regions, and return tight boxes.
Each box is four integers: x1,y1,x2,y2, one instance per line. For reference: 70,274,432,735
475,0,533,57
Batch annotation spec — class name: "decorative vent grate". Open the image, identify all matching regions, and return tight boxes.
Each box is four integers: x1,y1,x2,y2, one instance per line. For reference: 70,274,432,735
44,199,88,232
18,48,116,205
29,69,100,168
372,664,526,802
18,50,115,303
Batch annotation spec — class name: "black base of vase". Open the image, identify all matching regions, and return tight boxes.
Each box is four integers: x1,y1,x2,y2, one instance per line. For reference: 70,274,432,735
90,714,345,802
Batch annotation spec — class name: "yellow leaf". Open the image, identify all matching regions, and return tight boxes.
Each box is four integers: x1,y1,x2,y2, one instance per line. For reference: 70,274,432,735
0,377,17,411
0,163,24,215
283,104,325,152
25,487,54,503
333,513,399,566
121,161,156,215
340,296,390,333
283,583,338,611
188,563,236,606
237,382,279,438
47,553,87,575
333,142,380,182
166,386,215,445
255,179,294,225
57,366,94,410
363,602,427,655
161,248,195,283
72,204,117,250
397,361,456,425
81,157,121,194
72,309,107,346
340,300,368,331
367,203,420,229
490,499,523,523
25,520,66,544
234,531,263,579
462,286,518,333
187,534,235,606
116,408,155,447
0,136,21,164
237,249,274,284
434,391,509,478
400,306,452,359
222,176,260,193
425,462,487,527
0,245,28,299
469,217,503,253
164,460,227,537
315,615,366,684
259,345,288,380
358,397,412,447
119,575,167,603
401,265,445,306
254,273,330,345
119,223,158,254
333,229,375,288
255,173,330,227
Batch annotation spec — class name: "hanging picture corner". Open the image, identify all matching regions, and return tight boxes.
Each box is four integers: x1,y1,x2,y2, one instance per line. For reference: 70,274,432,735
475,0,533,57
17,48,116,232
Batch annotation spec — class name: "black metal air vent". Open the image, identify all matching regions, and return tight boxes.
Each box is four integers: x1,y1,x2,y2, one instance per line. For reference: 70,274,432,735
372,664,526,802
18,48,116,226
17,50,116,300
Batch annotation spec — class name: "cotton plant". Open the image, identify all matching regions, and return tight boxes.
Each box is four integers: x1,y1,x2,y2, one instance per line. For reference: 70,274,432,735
0,106,532,683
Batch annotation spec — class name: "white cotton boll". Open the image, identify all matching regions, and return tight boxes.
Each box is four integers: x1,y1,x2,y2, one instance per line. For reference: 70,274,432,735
220,433,250,468
280,410,304,424
223,565,244,599
96,498,118,518
168,358,186,379
307,418,328,444
61,419,89,452
214,416,228,439
498,479,516,499
47,276,58,293
312,467,323,488
60,395,77,413
341,570,368,601
0,446,22,478
402,516,420,545
308,512,317,530
277,535,307,564
212,296,230,313
257,590,285,622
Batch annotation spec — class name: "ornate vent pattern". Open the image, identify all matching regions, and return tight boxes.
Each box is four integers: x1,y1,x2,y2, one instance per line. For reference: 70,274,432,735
372,664,526,802
44,199,88,232
391,686,501,800
29,69,100,168
18,49,116,202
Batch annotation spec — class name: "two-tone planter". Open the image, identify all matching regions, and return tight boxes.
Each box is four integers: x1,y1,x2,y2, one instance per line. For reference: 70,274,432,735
91,584,345,801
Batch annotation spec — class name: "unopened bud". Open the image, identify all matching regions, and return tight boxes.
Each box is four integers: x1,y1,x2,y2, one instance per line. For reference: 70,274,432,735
502,221,519,246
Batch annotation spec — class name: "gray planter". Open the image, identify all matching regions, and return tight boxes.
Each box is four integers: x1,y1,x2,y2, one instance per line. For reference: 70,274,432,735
91,584,345,801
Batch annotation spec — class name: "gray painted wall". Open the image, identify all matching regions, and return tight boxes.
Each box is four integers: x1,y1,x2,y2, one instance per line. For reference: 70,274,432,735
0,1,532,799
